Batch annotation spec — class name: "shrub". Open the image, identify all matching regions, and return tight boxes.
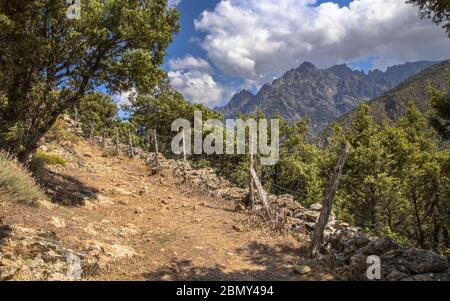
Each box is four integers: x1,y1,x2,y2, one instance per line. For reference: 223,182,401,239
35,150,66,166
29,150,66,177
0,150,45,204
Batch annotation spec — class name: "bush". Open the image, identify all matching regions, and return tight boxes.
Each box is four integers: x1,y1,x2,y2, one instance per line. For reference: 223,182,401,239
29,150,66,177
0,150,45,204
35,150,66,166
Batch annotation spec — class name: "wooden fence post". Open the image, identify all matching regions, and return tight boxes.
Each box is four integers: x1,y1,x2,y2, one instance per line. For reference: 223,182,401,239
89,121,95,139
310,142,351,257
114,127,119,155
182,130,188,184
127,127,134,158
102,126,107,149
74,106,79,123
153,129,160,173
250,167,271,217
248,145,255,210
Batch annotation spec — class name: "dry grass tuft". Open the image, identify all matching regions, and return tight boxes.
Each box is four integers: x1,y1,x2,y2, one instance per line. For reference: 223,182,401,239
0,150,45,205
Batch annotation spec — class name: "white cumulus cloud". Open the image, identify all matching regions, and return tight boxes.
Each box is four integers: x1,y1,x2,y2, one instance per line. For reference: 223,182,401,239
194,0,450,85
167,55,230,107
168,54,212,72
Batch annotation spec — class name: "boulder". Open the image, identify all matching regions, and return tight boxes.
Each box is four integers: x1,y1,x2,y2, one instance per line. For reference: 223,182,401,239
381,248,448,275
359,236,402,256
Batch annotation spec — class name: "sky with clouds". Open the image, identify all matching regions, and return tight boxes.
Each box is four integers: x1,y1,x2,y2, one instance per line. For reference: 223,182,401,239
162,0,450,108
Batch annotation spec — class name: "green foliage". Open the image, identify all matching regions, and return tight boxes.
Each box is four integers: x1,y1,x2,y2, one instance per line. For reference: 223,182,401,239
29,150,66,177
45,118,72,143
265,118,325,206
129,78,221,154
0,150,45,204
334,103,449,254
72,92,119,137
0,0,180,161
428,75,450,139
35,150,66,166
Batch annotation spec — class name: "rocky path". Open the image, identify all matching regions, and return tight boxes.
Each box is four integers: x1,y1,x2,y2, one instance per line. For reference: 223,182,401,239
0,139,335,280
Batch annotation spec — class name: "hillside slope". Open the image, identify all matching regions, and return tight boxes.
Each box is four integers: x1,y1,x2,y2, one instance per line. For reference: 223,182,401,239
319,60,450,139
0,134,333,280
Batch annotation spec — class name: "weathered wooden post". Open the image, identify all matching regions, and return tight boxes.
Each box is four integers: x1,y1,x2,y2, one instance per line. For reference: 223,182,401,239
250,167,271,218
310,142,351,257
102,126,107,149
248,144,256,210
114,127,119,155
127,127,134,158
74,106,79,123
153,129,160,172
182,130,188,184
89,121,95,139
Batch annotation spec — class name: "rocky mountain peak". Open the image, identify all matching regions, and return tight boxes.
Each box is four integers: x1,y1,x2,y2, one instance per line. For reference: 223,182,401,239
296,61,317,72
218,60,440,133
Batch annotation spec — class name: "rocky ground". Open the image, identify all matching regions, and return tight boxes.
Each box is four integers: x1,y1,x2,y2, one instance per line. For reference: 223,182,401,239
0,118,448,281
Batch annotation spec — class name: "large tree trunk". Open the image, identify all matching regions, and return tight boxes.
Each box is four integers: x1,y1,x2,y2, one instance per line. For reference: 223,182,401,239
310,142,350,257
17,113,61,163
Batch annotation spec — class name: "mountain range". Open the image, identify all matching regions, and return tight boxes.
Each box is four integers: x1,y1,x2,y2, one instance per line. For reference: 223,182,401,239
217,60,441,133
319,60,450,141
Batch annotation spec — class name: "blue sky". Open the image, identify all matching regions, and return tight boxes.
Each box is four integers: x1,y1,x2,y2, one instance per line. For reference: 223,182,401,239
159,0,449,108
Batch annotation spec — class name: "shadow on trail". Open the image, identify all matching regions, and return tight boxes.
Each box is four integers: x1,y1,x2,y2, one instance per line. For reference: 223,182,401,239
142,242,328,281
38,169,99,207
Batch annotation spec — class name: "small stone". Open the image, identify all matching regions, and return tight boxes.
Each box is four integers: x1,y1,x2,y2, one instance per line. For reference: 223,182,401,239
309,203,322,211
386,269,409,281
304,222,316,230
49,217,66,228
232,225,244,232
294,265,312,275
118,200,129,205
134,207,144,214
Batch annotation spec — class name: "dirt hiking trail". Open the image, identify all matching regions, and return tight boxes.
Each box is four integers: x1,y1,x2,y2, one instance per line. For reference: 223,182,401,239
0,138,335,281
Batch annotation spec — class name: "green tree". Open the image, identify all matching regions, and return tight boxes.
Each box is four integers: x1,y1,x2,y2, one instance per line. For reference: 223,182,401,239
428,75,450,139
74,92,119,137
0,0,179,161
267,118,325,206
129,80,221,154
335,102,448,254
